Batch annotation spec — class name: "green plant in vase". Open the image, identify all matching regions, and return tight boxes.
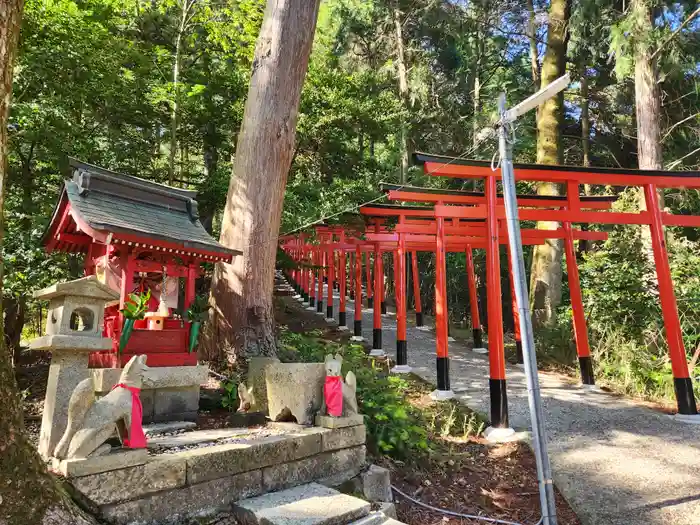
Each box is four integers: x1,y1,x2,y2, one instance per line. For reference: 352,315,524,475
119,290,151,354
187,295,211,353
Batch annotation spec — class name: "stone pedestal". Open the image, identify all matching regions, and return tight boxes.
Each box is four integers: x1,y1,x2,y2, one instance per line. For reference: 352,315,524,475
34,349,92,459
266,363,325,425
92,365,208,423
30,276,119,459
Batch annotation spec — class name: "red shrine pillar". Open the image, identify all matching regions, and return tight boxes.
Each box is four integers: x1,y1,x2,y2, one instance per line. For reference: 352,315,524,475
485,174,509,429
326,235,335,320
338,232,348,329
645,184,697,415
352,245,364,341
381,252,388,315
365,251,373,307
371,238,385,356
411,251,425,329
466,246,485,351
393,217,410,373
316,238,325,315
307,244,316,311
349,251,355,301
565,181,595,386
506,244,523,365
433,211,453,398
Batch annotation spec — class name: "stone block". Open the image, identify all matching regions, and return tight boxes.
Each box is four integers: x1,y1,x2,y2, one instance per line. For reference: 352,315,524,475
140,388,155,424
152,410,198,423
71,456,186,505
153,386,199,418
92,365,208,393
361,465,393,503
233,482,370,525
101,470,263,525
54,449,148,478
29,334,113,352
266,362,325,425
181,430,323,484
262,446,366,493
148,428,251,448
322,425,366,452
247,356,280,414
316,414,365,429
143,421,197,436
36,351,91,459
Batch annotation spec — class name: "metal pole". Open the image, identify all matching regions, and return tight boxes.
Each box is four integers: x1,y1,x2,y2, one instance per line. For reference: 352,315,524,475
497,93,557,525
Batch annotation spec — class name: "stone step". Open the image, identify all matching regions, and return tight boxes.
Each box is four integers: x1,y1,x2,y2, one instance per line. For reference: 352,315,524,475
143,421,197,436
233,483,371,525
146,428,254,448
349,514,404,525
348,503,405,525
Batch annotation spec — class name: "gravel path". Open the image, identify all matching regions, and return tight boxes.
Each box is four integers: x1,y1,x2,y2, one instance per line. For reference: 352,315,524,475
315,284,700,525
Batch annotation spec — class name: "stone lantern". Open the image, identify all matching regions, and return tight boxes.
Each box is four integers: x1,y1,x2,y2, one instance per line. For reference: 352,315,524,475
30,276,119,459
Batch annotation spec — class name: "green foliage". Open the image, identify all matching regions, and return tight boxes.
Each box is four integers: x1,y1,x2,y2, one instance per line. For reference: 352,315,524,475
120,290,151,320
221,376,239,412
186,295,211,323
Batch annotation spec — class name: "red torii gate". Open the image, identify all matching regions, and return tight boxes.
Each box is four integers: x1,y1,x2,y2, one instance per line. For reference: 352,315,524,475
359,201,608,419
414,152,700,417
380,184,616,379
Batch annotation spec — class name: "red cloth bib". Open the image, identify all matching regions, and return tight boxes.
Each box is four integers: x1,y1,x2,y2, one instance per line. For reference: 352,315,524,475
324,376,343,417
112,383,147,448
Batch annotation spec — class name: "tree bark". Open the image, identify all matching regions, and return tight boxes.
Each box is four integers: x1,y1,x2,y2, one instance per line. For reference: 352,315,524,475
526,0,540,87
528,0,571,328
5,296,25,365
0,2,96,523
580,72,590,168
578,70,591,255
168,0,191,185
207,0,321,366
393,3,409,183
631,0,663,262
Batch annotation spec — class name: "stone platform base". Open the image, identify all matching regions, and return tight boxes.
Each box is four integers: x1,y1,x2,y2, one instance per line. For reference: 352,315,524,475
92,365,207,423
63,422,367,525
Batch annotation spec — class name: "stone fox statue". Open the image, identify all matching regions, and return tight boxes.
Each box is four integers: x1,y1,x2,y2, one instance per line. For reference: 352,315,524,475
321,353,358,417
54,355,149,459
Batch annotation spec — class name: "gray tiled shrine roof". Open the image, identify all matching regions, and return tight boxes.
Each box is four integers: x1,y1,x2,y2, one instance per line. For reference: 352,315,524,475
46,159,241,258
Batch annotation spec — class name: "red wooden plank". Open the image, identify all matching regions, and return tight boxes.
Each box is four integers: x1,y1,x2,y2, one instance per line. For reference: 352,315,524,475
388,190,613,210
424,161,700,189
434,204,652,225
661,213,700,227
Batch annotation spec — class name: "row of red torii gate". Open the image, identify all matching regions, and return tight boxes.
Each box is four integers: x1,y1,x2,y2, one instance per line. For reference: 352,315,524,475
280,152,700,427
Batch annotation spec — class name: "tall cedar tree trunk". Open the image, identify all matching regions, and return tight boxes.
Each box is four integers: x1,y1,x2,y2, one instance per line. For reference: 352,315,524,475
207,0,321,366
0,2,95,523
200,51,219,233
578,69,592,255
168,0,190,185
393,3,409,183
528,0,571,327
527,0,541,87
631,0,663,264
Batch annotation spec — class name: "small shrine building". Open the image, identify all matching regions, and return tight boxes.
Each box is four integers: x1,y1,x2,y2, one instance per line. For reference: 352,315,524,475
43,159,241,368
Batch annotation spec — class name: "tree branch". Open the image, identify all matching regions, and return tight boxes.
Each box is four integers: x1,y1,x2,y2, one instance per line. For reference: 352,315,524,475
666,145,700,169
661,112,700,142
650,6,700,61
